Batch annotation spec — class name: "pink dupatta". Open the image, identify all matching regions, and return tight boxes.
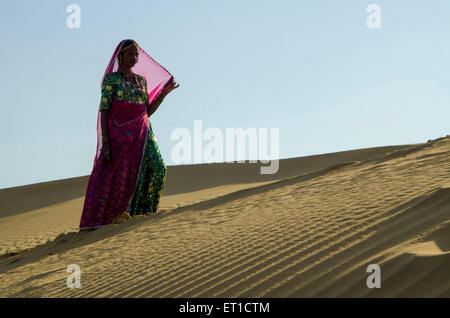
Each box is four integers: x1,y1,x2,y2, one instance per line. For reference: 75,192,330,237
80,39,174,230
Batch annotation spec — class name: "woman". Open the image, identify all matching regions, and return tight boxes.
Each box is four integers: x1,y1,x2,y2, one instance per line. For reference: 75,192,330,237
79,39,179,231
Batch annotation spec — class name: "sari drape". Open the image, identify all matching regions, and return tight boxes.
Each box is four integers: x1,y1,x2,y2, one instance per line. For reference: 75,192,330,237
79,39,174,230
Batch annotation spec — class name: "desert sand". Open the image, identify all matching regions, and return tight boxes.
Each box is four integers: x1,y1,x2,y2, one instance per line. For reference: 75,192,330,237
0,137,448,297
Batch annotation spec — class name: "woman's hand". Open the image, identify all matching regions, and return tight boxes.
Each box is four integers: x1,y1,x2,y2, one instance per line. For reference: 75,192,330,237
102,142,112,161
162,81,179,96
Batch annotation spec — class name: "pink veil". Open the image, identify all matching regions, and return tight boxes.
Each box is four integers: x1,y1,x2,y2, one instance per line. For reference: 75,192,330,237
95,39,174,161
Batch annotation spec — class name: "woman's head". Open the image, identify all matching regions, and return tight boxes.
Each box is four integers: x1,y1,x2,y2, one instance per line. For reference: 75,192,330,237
118,39,139,69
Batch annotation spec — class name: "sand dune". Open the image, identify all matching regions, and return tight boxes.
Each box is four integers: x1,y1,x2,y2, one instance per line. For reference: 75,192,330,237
0,142,413,255
0,137,449,297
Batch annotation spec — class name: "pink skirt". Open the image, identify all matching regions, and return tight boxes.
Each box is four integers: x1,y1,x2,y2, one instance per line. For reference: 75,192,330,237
79,99,149,230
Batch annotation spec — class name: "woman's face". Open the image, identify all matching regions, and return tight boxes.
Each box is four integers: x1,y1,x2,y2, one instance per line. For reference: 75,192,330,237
120,45,139,68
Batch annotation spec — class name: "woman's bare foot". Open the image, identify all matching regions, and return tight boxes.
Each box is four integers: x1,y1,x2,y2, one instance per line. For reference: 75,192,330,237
112,211,132,224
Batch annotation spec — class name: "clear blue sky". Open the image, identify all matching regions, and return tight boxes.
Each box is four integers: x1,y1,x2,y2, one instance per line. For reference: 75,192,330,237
1,0,449,189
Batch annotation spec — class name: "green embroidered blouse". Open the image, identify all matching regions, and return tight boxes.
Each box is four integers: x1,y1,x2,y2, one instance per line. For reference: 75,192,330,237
99,71,150,111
